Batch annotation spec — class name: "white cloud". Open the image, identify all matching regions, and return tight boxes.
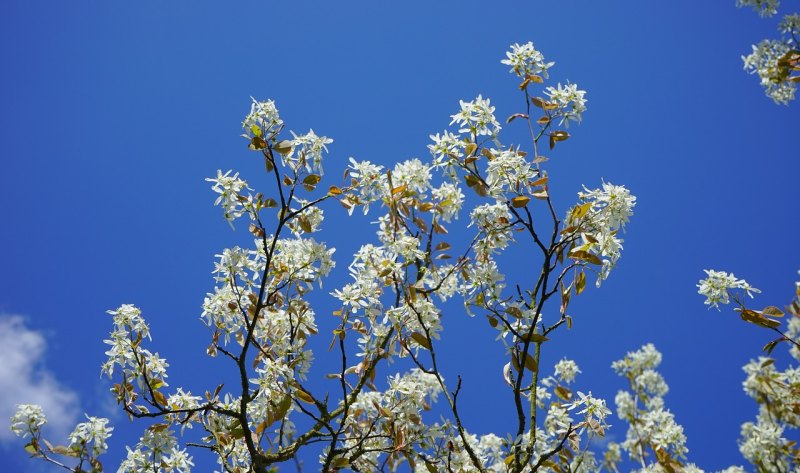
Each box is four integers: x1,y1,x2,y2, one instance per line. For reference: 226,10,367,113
0,315,79,443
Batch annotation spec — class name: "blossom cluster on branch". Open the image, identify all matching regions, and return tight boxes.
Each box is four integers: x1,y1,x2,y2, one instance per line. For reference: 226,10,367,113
737,0,800,104
9,39,799,473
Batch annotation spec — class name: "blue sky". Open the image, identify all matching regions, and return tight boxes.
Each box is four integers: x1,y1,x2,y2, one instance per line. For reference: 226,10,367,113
1,1,798,471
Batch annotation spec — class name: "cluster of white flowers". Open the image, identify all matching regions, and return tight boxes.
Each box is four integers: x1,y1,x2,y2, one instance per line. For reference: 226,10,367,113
12,45,659,473
554,358,582,384
741,357,800,426
609,344,689,466
118,426,193,473
736,0,781,17
9,404,46,438
242,97,283,139
387,299,443,348
428,130,464,175
269,236,336,287
206,169,253,227
742,39,796,104
346,157,385,214
545,83,588,126
469,202,514,256
68,415,114,457
500,41,555,78
484,148,538,198
780,12,800,33
450,95,501,138
431,181,465,222
568,391,612,434
739,418,791,472
570,182,636,286
392,158,432,193
342,369,443,471
786,315,800,360
697,269,760,309
288,198,325,236
287,129,333,175
102,305,171,396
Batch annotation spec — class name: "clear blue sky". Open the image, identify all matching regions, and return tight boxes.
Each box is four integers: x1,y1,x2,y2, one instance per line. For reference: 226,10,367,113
1,1,798,471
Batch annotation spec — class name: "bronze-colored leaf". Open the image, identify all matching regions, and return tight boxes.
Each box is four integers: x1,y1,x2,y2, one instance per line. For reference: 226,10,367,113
511,196,531,208
303,174,321,185
249,136,267,150
762,306,785,317
274,140,293,155
740,309,782,329
507,113,529,124
410,332,431,350
524,332,549,343
575,271,586,295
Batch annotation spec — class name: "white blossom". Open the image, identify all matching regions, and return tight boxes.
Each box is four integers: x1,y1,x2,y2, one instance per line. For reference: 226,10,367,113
697,269,760,309
545,82,588,126
68,415,113,456
736,0,780,17
242,97,283,139
742,39,796,105
450,95,501,138
288,129,333,175
501,41,554,78
206,169,253,227
554,358,581,384
9,404,46,438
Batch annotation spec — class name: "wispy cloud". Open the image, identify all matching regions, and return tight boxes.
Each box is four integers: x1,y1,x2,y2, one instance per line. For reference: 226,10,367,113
0,315,79,443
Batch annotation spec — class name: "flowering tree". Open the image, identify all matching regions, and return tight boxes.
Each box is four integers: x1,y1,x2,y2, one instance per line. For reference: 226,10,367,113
8,40,799,473
695,271,800,472
737,0,800,104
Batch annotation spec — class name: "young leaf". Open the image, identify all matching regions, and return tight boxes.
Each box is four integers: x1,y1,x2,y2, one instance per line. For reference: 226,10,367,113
410,332,432,350
511,196,531,208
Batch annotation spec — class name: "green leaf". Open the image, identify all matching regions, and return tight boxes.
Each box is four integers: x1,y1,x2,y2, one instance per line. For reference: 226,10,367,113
23,441,39,456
